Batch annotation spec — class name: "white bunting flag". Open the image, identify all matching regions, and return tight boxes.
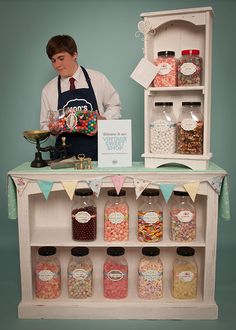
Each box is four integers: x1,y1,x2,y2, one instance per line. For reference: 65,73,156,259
207,176,224,195
133,178,150,199
87,178,103,198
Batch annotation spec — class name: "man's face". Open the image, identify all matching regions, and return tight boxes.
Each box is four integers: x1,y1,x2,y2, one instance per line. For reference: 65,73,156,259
51,51,77,78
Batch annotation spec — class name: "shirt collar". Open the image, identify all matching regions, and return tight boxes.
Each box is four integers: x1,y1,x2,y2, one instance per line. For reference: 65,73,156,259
60,65,81,83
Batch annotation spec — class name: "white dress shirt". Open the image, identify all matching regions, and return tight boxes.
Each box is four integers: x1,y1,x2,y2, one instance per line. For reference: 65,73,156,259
40,66,122,130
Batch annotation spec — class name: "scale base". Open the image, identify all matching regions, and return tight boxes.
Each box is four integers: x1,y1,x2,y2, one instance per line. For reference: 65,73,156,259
31,152,48,168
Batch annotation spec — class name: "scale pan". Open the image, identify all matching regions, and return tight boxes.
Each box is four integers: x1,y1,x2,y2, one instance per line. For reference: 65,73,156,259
23,130,50,142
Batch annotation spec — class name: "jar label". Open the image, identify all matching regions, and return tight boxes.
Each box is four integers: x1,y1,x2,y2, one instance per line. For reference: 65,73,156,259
38,269,54,282
141,270,163,281
180,62,197,75
157,63,172,75
142,211,162,224
181,118,197,131
152,119,169,131
108,212,124,224
176,210,194,223
72,268,89,280
107,269,124,281
178,271,194,282
75,211,91,223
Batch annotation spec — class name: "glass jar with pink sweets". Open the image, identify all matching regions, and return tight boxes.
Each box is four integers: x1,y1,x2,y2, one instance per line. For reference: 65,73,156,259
153,51,177,87
170,191,196,242
104,189,129,241
35,246,61,299
103,247,128,299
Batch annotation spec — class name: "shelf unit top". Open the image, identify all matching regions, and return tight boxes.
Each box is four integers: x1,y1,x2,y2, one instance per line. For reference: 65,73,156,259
140,7,214,18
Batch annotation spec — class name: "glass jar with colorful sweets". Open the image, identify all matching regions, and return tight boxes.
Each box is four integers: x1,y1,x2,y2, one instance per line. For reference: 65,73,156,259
172,247,198,299
138,247,163,299
177,49,202,86
153,51,177,87
150,102,176,154
67,247,93,299
170,191,196,242
71,188,97,241
103,247,128,299
35,246,61,299
137,189,163,242
177,102,204,155
104,189,129,241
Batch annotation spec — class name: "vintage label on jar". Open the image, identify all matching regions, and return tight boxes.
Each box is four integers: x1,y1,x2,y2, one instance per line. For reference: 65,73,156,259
75,211,91,223
152,120,169,131
108,212,124,224
142,211,162,224
181,118,197,131
38,269,54,282
141,269,163,281
178,271,194,282
157,63,172,75
176,210,194,223
71,268,89,280
180,62,197,75
107,269,124,281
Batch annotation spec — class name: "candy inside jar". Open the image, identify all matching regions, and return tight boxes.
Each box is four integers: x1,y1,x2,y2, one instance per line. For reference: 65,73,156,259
153,51,177,87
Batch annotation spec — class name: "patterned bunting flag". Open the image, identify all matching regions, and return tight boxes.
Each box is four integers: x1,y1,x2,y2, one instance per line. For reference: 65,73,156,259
159,183,176,203
133,178,150,199
87,178,103,197
13,177,28,196
38,180,54,200
207,176,224,195
183,181,200,202
111,175,126,195
62,181,77,200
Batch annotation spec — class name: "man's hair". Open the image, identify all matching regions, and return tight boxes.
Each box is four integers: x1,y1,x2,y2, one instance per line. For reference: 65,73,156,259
46,35,77,59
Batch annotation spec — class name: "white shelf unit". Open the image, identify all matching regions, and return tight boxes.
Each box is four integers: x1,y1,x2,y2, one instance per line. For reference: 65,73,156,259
8,162,226,319
140,7,214,170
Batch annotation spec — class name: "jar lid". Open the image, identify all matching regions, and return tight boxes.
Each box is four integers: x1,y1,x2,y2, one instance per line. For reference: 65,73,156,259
181,49,200,55
158,51,175,56
154,102,173,107
75,188,93,196
142,247,160,256
107,189,126,196
182,102,201,107
174,191,189,197
177,247,195,257
71,247,89,256
38,246,56,256
141,188,159,196
107,247,125,256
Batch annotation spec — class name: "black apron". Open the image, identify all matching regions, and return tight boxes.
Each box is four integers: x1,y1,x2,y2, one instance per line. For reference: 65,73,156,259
56,66,99,160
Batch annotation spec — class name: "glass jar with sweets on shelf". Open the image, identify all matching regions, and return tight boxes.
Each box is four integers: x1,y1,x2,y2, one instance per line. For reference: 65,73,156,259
104,189,129,242
177,49,202,86
170,191,196,242
153,50,177,87
137,189,163,242
103,247,128,299
172,247,198,299
67,247,93,299
138,247,163,299
150,101,177,154
35,246,61,299
177,102,204,155
71,188,97,241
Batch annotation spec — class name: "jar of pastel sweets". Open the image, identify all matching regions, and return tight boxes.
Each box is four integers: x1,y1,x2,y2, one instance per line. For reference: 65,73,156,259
67,247,93,299
35,246,61,299
153,51,177,87
71,188,97,241
138,247,163,299
103,247,128,299
104,189,129,241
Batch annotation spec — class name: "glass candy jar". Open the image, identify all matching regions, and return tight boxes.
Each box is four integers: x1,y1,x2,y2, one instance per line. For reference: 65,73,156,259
172,247,198,299
35,246,61,299
103,247,128,299
177,102,204,154
137,189,163,242
153,51,177,87
104,189,129,241
177,49,202,86
138,247,163,299
67,247,93,299
71,188,97,241
150,102,176,154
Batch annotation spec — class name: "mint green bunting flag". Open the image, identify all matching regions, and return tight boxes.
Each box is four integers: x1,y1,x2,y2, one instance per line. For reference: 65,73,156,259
38,180,54,200
159,183,176,203
219,176,231,220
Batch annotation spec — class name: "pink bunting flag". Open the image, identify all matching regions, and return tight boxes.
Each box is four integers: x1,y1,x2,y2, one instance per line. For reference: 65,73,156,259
111,175,126,195
13,177,28,196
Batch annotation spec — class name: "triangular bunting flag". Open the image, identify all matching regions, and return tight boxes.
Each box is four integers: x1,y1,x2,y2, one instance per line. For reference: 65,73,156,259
38,180,54,200
111,175,126,195
183,181,200,202
87,178,103,197
207,176,224,195
13,177,28,196
133,178,150,199
219,176,231,220
159,183,176,203
62,181,77,200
